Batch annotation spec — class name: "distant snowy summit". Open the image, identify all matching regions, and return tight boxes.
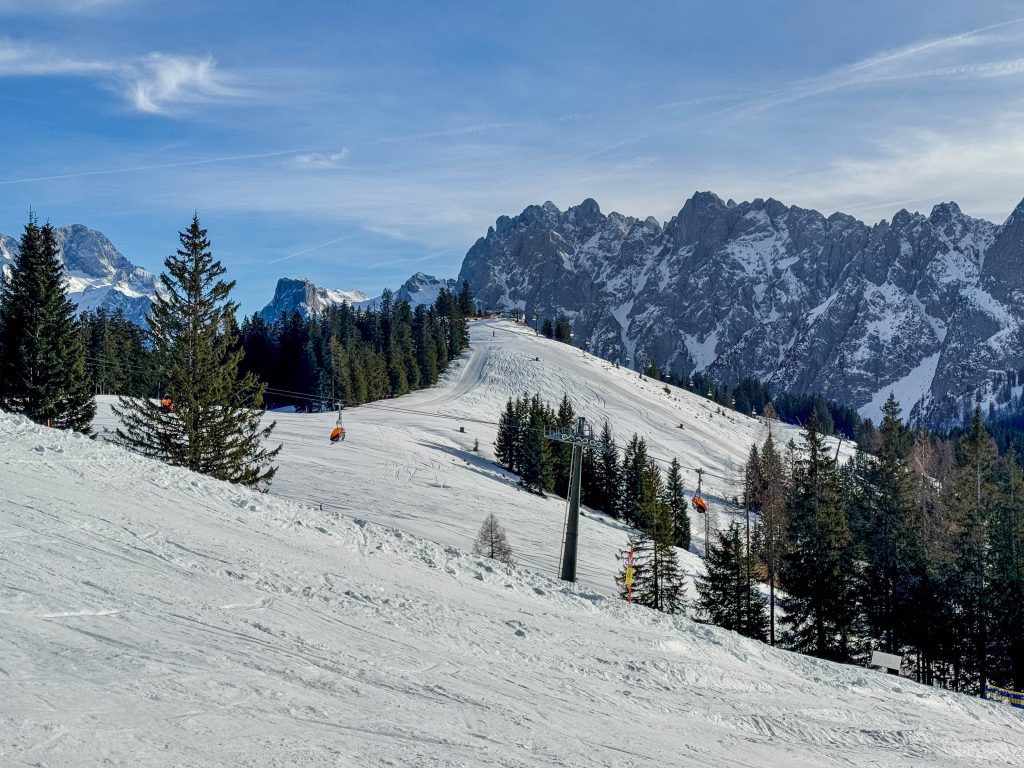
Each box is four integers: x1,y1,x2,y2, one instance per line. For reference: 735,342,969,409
0,224,157,327
257,277,372,322
457,192,1024,428
257,272,457,322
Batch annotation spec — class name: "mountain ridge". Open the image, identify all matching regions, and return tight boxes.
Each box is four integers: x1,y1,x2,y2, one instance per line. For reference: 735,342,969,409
458,192,1024,427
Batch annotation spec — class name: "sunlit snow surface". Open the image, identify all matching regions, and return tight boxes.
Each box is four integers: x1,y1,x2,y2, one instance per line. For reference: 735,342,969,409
5,320,1020,766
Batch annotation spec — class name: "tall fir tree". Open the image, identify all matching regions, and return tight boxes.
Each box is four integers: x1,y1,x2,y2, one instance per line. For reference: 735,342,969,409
943,407,999,692
696,520,769,640
858,394,925,658
990,447,1024,690
780,414,857,661
114,216,280,488
616,459,686,613
665,457,691,549
621,433,649,527
0,216,94,432
756,430,788,646
596,422,622,517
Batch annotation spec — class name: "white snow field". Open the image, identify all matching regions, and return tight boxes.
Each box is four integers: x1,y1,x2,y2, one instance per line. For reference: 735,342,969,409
93,318,849,594
3,411,1024,766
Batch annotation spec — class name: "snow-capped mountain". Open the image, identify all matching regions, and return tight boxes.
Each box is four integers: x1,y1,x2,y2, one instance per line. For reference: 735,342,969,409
257,277,370,322
258,272,457,322
0,224,157,326
395,271,457,307
458,193,1024,427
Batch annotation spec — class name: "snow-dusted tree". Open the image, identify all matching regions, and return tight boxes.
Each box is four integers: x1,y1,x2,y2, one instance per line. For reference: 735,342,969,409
471,513,515,565
0,216,94,432
114,215,280,488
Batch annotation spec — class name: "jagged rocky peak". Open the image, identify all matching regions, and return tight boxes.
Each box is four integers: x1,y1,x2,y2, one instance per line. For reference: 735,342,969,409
458,191,1024,428
258,277,368,322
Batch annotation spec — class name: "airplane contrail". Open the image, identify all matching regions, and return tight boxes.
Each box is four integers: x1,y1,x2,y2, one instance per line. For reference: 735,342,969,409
0,148,312,185
267,235,357,264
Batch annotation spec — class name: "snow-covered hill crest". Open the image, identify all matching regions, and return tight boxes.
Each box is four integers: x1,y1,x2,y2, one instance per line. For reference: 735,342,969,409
0,224,157,326
459,194,1024,427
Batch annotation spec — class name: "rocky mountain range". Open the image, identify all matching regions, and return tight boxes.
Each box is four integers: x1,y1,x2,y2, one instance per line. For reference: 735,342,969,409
257,272,457,322
457,193,1024,427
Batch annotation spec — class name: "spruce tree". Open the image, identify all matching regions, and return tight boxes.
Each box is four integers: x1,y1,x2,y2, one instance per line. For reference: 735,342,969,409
621,433,649,527
696,520,769,640
114,215,279,488
552,393,576,497
596,422,622,517
858,394,924,658
756,430,788,646
780,414,857,661
666,458,691,549
943,408,999,692
0,216,94,432
617,459,686,613
990,447,1024,690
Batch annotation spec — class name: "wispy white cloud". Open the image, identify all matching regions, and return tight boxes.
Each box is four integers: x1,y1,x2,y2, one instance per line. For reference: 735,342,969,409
0,38,112,76
126,53,245,114
292,150,349,169
0,38,246,115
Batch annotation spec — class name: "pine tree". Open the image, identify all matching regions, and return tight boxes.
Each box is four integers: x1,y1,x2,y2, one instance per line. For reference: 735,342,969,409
666,458,691,549
616,459,685,613
990,447,1024,690
552,393,576,497
520,394,553,494
494,397,521,471
596,422,622,517
114,216,279,488
696,520,769,640
471,513,514,565
780,414,857,661
621,433,649,527
857,394,924,659
0,216,94,432
756,430,788,646
457,279,475,317
943,408,999,692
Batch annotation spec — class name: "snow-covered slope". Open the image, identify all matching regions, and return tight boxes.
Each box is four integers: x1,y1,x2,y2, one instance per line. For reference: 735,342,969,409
0,224,157,326
93,319,843,594
6,376,1024,765
459,194,1024,427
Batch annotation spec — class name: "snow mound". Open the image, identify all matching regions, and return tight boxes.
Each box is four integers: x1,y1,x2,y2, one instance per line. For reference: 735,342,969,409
4,411,1022,764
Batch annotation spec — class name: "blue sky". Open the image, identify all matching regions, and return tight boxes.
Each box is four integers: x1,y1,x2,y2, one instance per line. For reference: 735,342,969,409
3,1,1024,313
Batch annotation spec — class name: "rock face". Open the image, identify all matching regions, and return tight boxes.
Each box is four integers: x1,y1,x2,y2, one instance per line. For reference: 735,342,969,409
0,224,157,326
457,193,1024,427
258,278,370,322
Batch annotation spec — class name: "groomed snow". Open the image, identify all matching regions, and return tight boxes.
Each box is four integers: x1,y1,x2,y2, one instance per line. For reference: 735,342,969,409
4,408,1024,766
